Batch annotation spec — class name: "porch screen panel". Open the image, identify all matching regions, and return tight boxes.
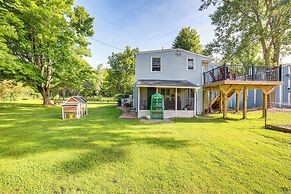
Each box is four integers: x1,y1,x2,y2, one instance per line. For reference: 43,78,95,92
183,89,194,110
139,87,149,110
161,88,177,110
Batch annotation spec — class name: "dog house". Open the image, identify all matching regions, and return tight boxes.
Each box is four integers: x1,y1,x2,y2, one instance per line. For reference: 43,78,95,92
62,96,88,119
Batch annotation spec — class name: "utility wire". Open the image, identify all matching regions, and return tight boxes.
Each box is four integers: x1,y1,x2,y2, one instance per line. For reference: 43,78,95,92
88,37,123,51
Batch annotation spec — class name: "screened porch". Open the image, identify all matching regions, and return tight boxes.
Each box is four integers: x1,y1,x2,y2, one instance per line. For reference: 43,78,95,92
136,80,199,118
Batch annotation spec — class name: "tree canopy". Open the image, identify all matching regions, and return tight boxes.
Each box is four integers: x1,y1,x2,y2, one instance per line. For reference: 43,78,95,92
0,0,94,105
200,0,291,65
106,46,138,96
172,27,203,54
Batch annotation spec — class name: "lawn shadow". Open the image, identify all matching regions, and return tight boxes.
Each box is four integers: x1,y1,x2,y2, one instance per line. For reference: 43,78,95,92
173,115,229,124
173,113,265,123
0,102,191,174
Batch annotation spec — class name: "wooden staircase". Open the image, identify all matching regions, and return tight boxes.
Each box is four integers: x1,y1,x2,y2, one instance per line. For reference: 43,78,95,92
209,90,235,112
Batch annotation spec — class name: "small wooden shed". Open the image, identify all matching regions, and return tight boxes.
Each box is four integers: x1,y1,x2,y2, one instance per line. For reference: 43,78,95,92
62,96,88,119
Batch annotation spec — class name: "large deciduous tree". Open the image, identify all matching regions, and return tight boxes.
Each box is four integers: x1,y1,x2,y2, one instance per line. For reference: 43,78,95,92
0,0,20,80
107,46,138,95
54,56,96,98
172,27,203,54
200,0,291,66
0,0,94,105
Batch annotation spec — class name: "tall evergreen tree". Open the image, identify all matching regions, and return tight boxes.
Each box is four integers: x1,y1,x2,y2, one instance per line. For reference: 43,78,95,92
172,27,203,54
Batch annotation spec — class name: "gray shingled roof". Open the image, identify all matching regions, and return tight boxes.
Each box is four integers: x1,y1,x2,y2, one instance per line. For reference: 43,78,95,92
64,96,87,104
135,48,214,60
73,96,87,103
136,80,199,88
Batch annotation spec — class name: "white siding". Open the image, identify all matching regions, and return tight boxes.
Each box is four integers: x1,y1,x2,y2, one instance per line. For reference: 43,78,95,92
135,50,204,84
134,50,210,114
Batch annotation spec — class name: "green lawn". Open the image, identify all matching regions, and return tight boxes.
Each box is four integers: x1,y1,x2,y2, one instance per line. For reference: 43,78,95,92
0,101,290,193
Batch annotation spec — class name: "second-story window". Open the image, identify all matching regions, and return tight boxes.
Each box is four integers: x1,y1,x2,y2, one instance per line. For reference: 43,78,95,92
151,57,161,72
187,58,195,70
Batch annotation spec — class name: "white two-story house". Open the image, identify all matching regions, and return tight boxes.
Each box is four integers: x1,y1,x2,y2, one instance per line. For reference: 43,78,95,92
133,48,214,118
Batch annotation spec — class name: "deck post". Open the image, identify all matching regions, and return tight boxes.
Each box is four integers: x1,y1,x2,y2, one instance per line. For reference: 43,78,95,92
235,90,240,113
243,88,248,119
209,90,213,113
262,93,268,117
202,90,207,114
219,91,223,113
222,92,228,119
175,88,178,117
258,85,277,117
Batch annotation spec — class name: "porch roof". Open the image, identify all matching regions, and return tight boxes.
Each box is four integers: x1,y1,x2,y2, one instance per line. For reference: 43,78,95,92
136,80,199,88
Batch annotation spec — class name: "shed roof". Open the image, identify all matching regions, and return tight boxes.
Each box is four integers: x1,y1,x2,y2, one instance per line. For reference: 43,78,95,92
136,80,199,88
73,96,87,103
65,96,87,104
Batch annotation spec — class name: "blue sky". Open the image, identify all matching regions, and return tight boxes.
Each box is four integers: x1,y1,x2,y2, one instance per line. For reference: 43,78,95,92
75,0,215,68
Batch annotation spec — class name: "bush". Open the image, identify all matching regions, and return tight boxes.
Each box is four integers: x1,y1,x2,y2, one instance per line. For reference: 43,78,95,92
86,96,116,103
0,80,35,101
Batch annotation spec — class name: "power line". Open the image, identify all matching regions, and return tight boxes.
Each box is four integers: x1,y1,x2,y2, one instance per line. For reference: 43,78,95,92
88,37,123,51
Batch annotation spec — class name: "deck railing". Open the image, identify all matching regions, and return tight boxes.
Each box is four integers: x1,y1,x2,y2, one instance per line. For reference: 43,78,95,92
203,64,282,85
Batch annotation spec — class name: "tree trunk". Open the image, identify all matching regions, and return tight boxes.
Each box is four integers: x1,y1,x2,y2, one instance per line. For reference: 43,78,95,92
260,38,271,66
272,40,281,66
253,6,271,67
62,89,66,100
39,86,51,106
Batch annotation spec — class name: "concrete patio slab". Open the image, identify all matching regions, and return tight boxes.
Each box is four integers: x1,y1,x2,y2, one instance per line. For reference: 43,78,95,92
140,118,172,123
119,112,137,119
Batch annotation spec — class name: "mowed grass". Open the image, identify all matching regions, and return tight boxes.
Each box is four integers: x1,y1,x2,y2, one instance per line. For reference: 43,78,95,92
0,101,290,193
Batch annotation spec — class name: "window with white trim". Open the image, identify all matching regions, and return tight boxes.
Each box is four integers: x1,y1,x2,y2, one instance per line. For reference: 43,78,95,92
187,58,195,70
151,57,161,72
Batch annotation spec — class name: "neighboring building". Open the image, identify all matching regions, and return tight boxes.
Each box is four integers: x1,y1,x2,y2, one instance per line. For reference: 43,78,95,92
133,48,214,118
276,64,291,107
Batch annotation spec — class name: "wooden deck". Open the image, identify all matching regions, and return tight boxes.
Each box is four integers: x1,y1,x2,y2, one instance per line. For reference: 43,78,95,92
202,80,283,119
203,80,283,90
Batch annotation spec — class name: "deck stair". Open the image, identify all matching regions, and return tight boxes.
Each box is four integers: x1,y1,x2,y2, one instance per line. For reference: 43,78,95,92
210,90,235,111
